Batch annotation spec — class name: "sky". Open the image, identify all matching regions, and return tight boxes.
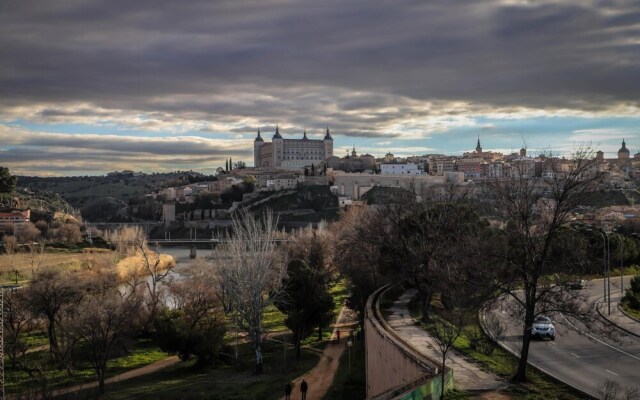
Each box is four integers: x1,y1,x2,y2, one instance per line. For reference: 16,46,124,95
1,0,639,176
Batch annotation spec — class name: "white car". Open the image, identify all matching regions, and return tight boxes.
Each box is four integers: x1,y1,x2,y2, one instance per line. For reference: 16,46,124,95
531,315,555,340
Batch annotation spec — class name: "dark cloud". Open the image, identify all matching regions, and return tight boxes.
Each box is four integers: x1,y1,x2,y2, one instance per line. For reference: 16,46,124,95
1,0,640,175
2,0,639,112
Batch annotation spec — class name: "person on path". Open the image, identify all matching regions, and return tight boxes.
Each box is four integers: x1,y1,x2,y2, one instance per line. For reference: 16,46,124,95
284,382,292,400
300,379,308,400
336,329,340,343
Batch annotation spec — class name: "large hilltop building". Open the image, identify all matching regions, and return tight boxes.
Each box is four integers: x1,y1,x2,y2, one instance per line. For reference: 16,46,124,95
254,127,333,169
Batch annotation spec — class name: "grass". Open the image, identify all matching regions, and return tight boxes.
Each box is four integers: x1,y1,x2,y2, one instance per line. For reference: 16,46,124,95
0,252,101,284
6,339,168,395
261,278,350,347
23,330,49,348
66,339,320,400
620,300,640,320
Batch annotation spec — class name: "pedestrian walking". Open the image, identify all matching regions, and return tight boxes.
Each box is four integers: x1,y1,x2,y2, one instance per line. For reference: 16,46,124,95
336,329,340,343
300,379,308,400
284,382,292,400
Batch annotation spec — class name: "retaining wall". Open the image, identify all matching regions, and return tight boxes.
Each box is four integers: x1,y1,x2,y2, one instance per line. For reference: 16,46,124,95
365,285,453,400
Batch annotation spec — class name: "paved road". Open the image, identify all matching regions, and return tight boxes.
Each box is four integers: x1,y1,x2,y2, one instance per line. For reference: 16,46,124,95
484,278,640,398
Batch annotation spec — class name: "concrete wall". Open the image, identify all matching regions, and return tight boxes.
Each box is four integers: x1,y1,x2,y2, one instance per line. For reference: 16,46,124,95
365,285,448,400
334,173,446,199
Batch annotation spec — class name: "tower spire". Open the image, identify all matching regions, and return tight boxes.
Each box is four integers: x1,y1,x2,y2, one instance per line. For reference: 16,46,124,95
273,124,282,139
323,126,333,140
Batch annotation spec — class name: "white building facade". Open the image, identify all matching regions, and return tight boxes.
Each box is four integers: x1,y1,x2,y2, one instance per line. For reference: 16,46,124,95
380,163,421,175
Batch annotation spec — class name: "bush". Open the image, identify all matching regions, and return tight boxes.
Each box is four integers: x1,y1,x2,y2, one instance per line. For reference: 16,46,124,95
622,275,640,310
153,308,226,366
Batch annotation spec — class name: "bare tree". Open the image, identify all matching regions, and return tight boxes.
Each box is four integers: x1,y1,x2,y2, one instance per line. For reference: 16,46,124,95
108,226,174,321
3,288,33,369
56,223,82,244
15,222,41,243
76,283,143,394
488,150,605,382
428,306,470,399
22,268,85,362
167,260,218,326
333,206,386,323
3,235,20,284
213,209,286,373
27,241,46,275
156,260,227,364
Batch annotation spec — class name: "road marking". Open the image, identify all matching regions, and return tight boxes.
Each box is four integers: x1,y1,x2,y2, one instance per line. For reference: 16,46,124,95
571,353,580,358
606,369,619,376
559,314,640,362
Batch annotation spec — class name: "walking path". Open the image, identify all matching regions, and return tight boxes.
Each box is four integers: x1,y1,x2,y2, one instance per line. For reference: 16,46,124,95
597,291,640,338
280,302,357,400
385,289,507,393
53,355,180,397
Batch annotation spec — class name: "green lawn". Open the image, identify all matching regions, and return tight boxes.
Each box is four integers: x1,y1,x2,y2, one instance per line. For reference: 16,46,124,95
6,339,167,395
620,300,640,320
64,340,320,400
261,278,350,347
10,276,351,399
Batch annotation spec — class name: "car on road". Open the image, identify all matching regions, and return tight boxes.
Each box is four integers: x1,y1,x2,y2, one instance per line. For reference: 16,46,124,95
566,279,586,290
531,315,555,340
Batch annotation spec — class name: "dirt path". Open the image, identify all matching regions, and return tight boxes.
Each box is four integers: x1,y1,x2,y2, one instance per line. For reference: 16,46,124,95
282,303,357,400
53,355,180,396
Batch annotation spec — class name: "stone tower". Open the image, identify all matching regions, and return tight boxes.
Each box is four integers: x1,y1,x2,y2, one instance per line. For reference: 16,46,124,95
272,125,284,166
476,134,482,154
323,127,334,158
618,139,630,160
253,128,264,167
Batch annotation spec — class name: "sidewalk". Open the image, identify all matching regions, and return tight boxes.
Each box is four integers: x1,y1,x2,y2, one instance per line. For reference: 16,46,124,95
54,355,180,396
597,291,640,338
385,290,507,393
280,302,358,400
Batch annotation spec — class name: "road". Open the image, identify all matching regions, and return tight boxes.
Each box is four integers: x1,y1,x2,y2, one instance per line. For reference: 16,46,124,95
484,278,640,398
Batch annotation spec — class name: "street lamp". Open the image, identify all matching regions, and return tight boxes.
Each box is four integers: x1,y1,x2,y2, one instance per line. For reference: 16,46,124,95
586,227,611,315
616,231,625,295
347,339,353,375
603,229,611,315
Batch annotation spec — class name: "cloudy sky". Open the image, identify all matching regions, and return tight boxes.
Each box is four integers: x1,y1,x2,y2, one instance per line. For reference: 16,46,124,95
1,0,639,176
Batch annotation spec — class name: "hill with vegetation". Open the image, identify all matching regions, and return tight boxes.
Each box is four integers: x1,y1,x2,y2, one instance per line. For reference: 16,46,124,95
17,171,215,210
245,185,339,222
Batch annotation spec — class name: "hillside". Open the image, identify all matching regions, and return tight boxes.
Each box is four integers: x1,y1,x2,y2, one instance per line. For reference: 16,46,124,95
17,172,213,210
245,185,339,222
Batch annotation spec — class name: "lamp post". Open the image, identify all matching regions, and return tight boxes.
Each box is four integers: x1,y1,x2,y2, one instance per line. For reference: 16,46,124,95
603,230,611,315
594,230,608,313
347,339,353,375
618,232,624,295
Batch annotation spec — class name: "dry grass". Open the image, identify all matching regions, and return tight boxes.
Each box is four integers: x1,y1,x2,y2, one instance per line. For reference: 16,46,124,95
115,252,175,282
0,252,108,283
0,249,175,285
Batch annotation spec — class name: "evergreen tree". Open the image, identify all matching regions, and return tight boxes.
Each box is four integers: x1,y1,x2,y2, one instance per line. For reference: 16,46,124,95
0,166,17,194
276,259,333,360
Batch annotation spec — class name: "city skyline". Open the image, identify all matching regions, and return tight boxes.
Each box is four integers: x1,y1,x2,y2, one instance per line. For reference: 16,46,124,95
1,1,639,176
